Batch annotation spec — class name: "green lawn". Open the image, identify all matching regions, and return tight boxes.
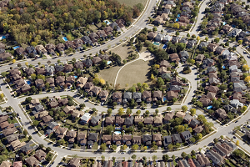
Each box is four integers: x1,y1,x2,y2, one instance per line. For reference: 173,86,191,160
116,59,151,88
98,66,120,86
116,0,147,7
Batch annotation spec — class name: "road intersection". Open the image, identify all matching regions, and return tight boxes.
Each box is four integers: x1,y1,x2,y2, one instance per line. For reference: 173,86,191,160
1,0,250,166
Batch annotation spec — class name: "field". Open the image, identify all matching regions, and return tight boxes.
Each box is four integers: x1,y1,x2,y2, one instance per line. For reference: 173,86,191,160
98,66,120,86
116,0,147,7
111,44,136,60
116,59,151,88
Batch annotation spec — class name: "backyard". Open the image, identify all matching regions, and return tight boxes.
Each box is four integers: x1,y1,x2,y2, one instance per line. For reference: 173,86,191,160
116,59,151,88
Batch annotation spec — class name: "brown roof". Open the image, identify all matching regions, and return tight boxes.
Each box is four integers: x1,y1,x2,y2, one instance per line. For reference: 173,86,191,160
64,64,73,72
46,78,55,87
105,116,115,124
132,136,141,144
167,91,178,100
41,115,53,123
205,85,219,93
25,156,39,167
2,127,17,136
199,95,211,106
144,116,153,124
134,116,144,123
169,53,180,62
164,112,175,121
0,115,8,123
154,115,163,124
0,121,14,129
35,149,46,161
36,68,45,75
160,60,171,68
115,116,124,125
92,57,102,64
176,111,186,118
68,158,81,167
216,108,227,119
0,161,11,167
193,126,203,133
13,161,22,167
77,77,88,88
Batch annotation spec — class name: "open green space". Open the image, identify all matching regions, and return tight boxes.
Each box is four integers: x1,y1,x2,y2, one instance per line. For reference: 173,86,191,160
116,0,147,7
98,66,120,86
116,59,151,88
111,44,137,60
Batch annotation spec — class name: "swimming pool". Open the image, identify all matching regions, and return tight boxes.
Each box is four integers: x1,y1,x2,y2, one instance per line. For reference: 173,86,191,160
104,20,110,25
176,18,179,22
13,46,20,50
107,61,112,65
223,22,226,25
114,131,121,135
74,76,78,79
177,14,180,18
163,97,167,102
0,36,6,40
62,37,68,41
162,44,167,49
26,80,31,85
222,65,225,69
207,106,213,109
153,42,160,46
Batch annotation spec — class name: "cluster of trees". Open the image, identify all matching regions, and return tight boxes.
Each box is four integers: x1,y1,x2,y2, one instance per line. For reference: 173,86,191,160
0,0,144,44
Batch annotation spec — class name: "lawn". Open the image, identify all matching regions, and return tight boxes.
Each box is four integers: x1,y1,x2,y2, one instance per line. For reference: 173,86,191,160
111,44,136,60
116,0,147,7
98,66,120,86
116,59,151,88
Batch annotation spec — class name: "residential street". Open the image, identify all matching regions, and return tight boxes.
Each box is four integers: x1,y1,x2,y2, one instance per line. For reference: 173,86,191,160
1,0,250,165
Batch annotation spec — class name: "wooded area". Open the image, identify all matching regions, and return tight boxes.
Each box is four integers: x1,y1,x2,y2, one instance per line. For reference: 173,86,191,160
0,0,144,45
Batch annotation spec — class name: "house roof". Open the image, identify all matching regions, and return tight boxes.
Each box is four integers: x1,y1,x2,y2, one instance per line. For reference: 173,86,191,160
25,156,39,167
164,112,175,121
88,133,98,141
144,116,153,124
35,149,46,161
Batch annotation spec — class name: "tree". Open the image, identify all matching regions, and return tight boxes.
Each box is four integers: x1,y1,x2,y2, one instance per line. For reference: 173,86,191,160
167,107,171,111
197,36,200,40
131,144,139,150
23,129,28,137
182,105,188,112
106,125,114,135
157,77,164,87
152,155,157,163
117,108,124,116
213,138,219,143
131,154,137,160
173,23,180,29
136,110,141,115
162,154,169,162
190,108,196,116
0,93,4,100
100,79,106,85
126,108,132,115
107,108,112,116
153,27,157,32
12,59,16,63
196,133,203,140
100,143,107,151
101,155,105,162
236,140,240,146
214,38,220,43
25,62,29,66
28,136,32,141
172,155,175,161
205,37,208,41
187,33,190,37
238,40,243,45
181,152,187,159
168,144,173,150
175,31,180,36
33,120,39,126
110,145,117,151
46,147,52,153
31,73,36,80
190,137,195,143
242,64,250,72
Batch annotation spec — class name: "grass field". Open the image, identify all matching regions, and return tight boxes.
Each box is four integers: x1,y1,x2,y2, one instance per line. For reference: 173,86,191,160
116,0,147,7
98,66,120,86
111,44,136,60
116,59,151,88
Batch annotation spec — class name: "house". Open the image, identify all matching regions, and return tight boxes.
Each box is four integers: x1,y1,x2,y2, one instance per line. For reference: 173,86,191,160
35,79,45,89
10,140,25,151
164,112,175,123
147,32,157,40
35,149,46,161
46,78,55,87
171,36,181,44
68,158,81,167
199,95,211,107
66,130,77,143
103,26,113,36
92,57,102,65
35,67,45,75
122,135,132,146
155,33,164,42
179,38,188,44
199,41,209,50
206,92,216,100
20,141,34,154
56,76,65,87
154,114,163,126
26,46,37,56
215,46,225,55
133,92,141,103
66,76,75,87
64,64,73,72
194,126,203,133
41,115,53,124
187,40,196,48
179,16,190,24
176,111,185,118
73,39,83,50
16,47,27,56
102,135,112,145
207,43,219,52
75,61,83,69
116,19,125,28
0,52,12,61
88,86,102,96
81,36,93,46
25,156,39,167
90,116,101,126
80,113,91,124
84,82,94,93
179,51,189,62
45,44,56,55
142,135,152,146
65,41,76,49
0,121,14,130
45,66,55,75
169,53,180,62
195,54,205,64
55,127,68,139
77,132,86,145
124,116,134,127
190,119,200,128
87,133,98,148
76,77,88,88
83,59,93,67
206,85,219,93
113,92,122,104
163,136,172,147
96,30,107,39
209,77,220,85
113,135,122,145
142,91,152,103
105,116,115,126
47,122,59,131
25,68,35,76
230,99,243,108
132,136,141,145
89,33,99,43
99,90,109,102
115,116,124,126
144,116,153,125
183,114,193,124
216,108,228,119
153,134,162,146
56,43,65,52
153,91,162,102
134,116,144,124
6,134,19,143
13,161,22,167
180,131,192,142
228,28,242,37
172,134,182,144
162,35,172,43
206,150,223,165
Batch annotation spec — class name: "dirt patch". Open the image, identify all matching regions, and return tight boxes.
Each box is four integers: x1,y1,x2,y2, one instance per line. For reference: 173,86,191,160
140,51,154,61
111,44,136,61
98,66,120,86
116,59,151,88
